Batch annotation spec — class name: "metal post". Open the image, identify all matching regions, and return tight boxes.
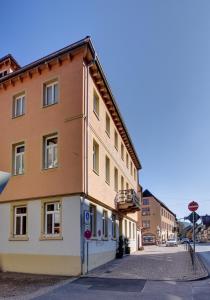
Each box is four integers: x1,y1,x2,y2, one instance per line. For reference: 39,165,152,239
87,240,89,273
193,211,195,269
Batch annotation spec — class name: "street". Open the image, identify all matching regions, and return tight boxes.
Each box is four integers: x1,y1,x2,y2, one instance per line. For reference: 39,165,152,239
28,245,210,300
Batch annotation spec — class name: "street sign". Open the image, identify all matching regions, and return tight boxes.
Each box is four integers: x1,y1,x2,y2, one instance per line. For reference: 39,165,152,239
84,229,92,239
188,201,199,212
84,210,90,225
0,171,11,193
186,212,200,224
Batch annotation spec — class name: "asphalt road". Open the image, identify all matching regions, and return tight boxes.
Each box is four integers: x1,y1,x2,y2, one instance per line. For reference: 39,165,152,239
196,242,210,274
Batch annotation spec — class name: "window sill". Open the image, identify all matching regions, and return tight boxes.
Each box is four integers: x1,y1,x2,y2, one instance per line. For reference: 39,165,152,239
105,131,110,138
102,237,108,241
42,166,58,172
12,113,25,119
12,173,24,177
93,111,100,120
90,236,98,240
43,102,58,109
92,169,99,176
39,235,63,241
9,236,29,241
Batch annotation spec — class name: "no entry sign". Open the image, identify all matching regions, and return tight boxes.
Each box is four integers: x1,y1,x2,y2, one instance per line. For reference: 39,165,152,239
84,229,92,240
188,201,199,212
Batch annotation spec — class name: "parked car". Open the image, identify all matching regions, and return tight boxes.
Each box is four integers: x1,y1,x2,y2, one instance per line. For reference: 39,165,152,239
180,238,190,244
166,238,178,247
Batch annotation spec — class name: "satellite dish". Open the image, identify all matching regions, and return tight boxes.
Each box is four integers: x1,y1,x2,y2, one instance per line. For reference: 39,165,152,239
0,171,11,193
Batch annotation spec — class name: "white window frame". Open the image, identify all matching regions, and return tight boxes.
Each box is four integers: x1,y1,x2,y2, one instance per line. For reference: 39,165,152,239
14,94,25,117
14,144,25,175
14,206,27,236
93,91,99,118
44,81,58,106
44,135,58,169
44,202,61,236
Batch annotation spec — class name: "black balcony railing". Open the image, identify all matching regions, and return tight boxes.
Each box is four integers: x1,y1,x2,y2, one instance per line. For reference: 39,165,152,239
116,189,141,213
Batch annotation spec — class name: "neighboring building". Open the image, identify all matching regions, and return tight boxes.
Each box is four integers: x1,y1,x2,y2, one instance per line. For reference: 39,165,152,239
141,190,176,245
0,37,142,276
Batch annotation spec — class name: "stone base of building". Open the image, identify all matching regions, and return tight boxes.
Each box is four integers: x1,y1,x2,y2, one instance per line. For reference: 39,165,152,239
0,253,81,276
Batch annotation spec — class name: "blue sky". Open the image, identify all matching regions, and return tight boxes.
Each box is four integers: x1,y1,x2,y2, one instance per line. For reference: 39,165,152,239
1,0,210,218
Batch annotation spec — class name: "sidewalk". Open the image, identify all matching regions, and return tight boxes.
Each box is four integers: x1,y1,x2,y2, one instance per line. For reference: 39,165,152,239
86,245,208,281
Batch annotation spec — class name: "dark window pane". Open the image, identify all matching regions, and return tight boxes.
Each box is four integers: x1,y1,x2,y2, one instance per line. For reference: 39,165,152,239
16,207,26,214
47,204,54,211
16,216,21,235
47,214,53,234
22,216,26,235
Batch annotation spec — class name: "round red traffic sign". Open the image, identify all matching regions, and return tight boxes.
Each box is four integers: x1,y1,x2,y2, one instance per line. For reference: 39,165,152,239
84,229,92,239
188,201,199,212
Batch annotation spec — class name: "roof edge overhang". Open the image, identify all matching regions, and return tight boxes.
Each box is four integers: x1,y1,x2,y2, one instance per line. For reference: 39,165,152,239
0,36,142,170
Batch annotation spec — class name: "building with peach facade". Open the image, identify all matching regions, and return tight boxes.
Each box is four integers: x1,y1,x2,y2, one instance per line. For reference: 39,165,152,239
141,190,176,245
0,37,142,275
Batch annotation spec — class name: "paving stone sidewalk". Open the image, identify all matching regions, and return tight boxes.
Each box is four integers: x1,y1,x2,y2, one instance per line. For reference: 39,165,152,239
87,245,208,281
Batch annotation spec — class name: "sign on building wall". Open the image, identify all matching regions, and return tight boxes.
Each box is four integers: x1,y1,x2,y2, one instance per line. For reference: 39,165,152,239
84,210,90,225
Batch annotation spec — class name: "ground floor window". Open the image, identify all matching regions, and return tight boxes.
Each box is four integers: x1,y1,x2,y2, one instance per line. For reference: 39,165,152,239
44,202,61,235
102,210,108,238
112,214,117,238
14,206,27,236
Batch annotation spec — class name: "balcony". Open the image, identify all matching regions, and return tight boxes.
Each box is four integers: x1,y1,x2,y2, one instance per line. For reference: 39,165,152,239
116,189,141,213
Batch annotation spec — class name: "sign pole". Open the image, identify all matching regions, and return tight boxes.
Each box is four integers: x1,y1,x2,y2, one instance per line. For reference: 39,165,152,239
193,211,195,269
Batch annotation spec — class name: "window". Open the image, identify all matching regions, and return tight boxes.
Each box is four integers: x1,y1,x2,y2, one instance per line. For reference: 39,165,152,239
126,153,129,168
112,214,117,239
129,221,131,238
14,206,27,236
143,198,149,205
44,202,61,235
142,207,150,216
105,156,110,184
44,80,58,106
124,219,127,237
133,223,135,239
121,143,124,161
93,140,99,174
114,167,118,192
126,182,129,190
90,204,97,237
105,113,110,137
13,144,25,175
130,161,133,176
102,210,108,238
134,168,137,180
44,135,58,169
121,176,124,190
13,94,25,117
93,91,99,117
114,130,118,150
142,220,150,228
